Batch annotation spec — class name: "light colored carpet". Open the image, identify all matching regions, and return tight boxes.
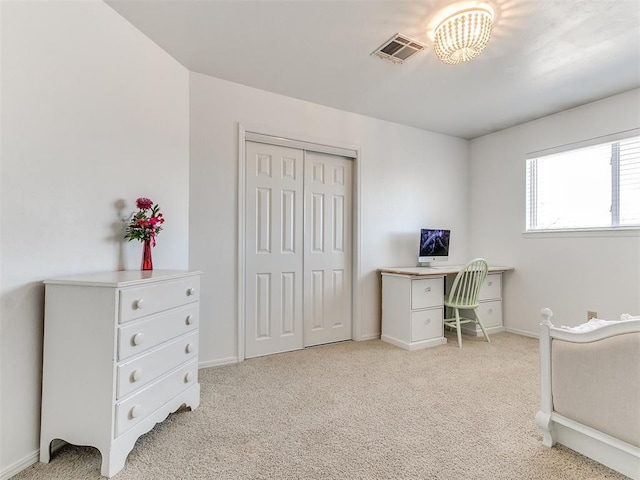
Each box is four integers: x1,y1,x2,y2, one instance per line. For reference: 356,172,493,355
15,333,628,479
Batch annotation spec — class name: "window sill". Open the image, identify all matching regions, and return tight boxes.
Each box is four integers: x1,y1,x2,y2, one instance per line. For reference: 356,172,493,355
523,227,640,238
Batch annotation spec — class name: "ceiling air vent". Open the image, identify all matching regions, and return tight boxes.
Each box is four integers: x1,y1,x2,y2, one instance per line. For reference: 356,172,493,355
372,33,426,64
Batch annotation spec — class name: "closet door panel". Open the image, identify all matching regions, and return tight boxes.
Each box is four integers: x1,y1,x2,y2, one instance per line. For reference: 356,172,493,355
245,142,304,358
303,152,353,346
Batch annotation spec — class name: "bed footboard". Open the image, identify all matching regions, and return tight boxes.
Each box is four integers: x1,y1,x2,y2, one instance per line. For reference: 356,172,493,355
536,308,640,480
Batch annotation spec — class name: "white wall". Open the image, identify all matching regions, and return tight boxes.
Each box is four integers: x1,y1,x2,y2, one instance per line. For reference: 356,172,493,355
0,0,189,476
189,72,470,365
469,89,640,335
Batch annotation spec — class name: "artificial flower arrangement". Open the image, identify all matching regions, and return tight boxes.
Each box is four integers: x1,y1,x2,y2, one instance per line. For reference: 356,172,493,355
124,197,165,245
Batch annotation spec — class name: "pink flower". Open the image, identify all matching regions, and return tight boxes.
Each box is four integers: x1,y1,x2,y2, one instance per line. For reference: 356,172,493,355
124,196,164,244
136,197,153,210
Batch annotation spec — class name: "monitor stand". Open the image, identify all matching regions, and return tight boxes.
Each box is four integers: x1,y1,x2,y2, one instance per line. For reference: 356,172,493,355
417,261,433,267
417,260,451,268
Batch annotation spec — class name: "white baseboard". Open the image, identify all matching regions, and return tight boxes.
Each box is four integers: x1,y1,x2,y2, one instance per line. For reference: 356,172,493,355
199,357,238,368
0,439,67,480
0,450,38,480
505,327,538,338
356,333,381,341
197,337,383,369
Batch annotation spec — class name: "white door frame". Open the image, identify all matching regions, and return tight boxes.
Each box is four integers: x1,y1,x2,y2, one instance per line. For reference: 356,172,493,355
237,122,362,362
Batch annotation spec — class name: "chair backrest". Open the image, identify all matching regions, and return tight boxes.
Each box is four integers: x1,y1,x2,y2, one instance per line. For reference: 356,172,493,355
448,258,489,307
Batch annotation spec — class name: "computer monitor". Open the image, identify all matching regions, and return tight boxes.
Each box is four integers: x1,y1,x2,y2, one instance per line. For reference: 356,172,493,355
418,228,450,265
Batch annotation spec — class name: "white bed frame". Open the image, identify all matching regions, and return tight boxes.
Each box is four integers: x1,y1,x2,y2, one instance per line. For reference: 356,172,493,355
535,308,640,480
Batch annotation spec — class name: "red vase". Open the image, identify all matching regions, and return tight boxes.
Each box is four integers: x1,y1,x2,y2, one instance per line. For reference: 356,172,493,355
141,240,153,271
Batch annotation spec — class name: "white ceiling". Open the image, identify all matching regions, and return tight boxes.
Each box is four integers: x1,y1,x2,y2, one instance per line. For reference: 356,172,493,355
105,0,640,139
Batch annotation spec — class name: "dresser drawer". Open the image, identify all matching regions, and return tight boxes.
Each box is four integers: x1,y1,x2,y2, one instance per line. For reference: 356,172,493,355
117,330,198,400
118,304,198,361
411,278,444,310
411,308,443,342
119,276,200,323
478,274,501,301
115,360,198,438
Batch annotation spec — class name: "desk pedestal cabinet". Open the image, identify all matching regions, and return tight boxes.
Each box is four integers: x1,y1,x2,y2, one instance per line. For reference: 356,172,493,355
40,270,202,478
381,274,448,350
446,273,505,337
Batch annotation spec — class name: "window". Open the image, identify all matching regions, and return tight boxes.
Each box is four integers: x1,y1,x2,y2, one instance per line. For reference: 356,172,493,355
526,131,640,231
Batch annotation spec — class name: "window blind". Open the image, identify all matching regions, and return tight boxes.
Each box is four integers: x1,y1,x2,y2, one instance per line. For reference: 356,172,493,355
618,136,640,226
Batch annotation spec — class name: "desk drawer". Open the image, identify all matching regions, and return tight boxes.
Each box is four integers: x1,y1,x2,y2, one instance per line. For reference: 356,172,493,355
119,276,200,323
479,274,501,301
411,308,443,342
458,300,502,329
478,300,502,328
117,331,198,400
118,304,198,361
115,360,198,438
411,278,444,310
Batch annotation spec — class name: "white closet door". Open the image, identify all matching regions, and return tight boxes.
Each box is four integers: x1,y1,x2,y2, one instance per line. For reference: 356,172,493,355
245,142,304,358
303,151,353,347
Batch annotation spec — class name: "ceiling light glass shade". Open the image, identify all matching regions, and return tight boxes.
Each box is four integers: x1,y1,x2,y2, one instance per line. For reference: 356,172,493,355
433,6,494,65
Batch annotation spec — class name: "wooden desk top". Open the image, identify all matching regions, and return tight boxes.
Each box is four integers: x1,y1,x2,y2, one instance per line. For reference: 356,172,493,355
379,265,513,277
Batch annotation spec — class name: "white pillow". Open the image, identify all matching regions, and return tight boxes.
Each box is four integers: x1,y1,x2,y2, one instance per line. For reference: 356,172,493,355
621,313,640,320
559,318,619,333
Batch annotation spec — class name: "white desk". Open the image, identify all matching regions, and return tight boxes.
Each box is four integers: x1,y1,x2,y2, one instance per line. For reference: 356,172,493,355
379,265,512,350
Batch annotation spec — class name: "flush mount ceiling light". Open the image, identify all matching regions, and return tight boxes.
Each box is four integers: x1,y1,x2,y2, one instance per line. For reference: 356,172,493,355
432,4,494,65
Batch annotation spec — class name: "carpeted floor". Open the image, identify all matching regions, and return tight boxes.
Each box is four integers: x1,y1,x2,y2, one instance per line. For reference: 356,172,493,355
15,333,629,479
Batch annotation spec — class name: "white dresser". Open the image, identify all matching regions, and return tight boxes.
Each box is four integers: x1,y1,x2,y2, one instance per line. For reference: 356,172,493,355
40,270,202,478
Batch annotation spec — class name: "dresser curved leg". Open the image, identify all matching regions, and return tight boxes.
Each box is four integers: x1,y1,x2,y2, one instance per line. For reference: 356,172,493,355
39,437,53,463
99,441,134,478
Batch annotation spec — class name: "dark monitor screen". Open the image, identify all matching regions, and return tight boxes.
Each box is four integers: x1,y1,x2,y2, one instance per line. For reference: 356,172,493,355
419,229,450,259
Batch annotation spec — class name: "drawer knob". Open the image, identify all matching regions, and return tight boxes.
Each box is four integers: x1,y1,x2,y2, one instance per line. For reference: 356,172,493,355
131,369,143,382
134,298,145,310
425,287,431,292
488,309,494,314
130,405,142,419
487,282,493,287
184,371,193,383
424,318,431,325
132,332,144,346
187,287,197,296
186,342,195,354
185,314,193,325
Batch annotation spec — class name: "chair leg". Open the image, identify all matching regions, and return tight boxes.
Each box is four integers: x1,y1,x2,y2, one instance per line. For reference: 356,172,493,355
474,308,491,343
455,308,462,348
